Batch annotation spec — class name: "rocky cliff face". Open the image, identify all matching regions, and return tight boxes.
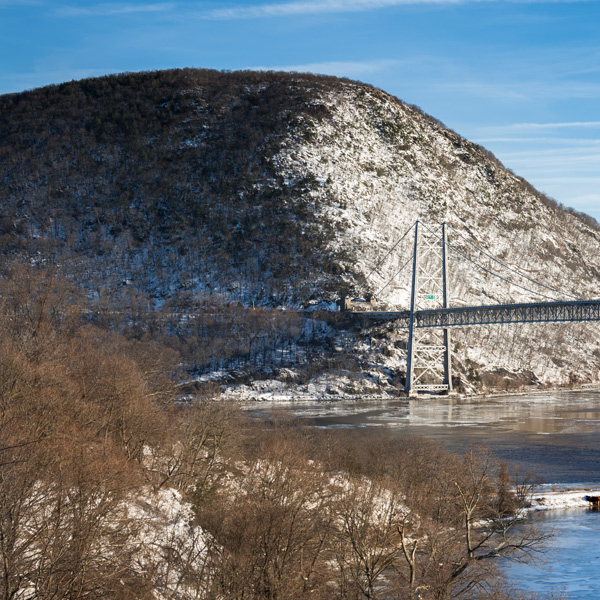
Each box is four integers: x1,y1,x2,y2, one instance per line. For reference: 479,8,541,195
1,68,599,391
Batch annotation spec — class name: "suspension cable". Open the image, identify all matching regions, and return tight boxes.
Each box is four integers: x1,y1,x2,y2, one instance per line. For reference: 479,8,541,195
355,222,416,294
447,223,581,300
374,254,414,298
419,221,554,301
446,239,560,302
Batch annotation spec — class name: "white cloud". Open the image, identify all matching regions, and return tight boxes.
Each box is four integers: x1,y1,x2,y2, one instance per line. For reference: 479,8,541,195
567,193,600,208
56,3,175,17
436,79,600,102
52,0,600,21
205,0,598,19
252,59,400,77
475,137,600,145
548,191,600,216
206,0,464,19
539,177,600,184
478,136,600,212
499,150,600,169
503,121,600,130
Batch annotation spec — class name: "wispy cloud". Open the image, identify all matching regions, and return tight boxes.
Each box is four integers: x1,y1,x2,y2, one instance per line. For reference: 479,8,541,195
205,0,599,19
545,191,600,216
0,0,41,6
438,79,600,102
206,0,464,19
56,3,175,17
475,134,600,209
499,149,600,168
503,121,600,130
252,59,400,77
539,177,600,183
567,193,600,209
52,0,600,21
475,137,600,144
471,121,600,140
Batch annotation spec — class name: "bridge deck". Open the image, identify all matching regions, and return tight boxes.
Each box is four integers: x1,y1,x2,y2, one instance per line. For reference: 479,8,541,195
353,300,600,328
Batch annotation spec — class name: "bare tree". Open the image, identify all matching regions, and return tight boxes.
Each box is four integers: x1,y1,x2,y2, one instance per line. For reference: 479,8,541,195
391,444,550,600
146,396,238,496
333,476,404,600
201,436,334,600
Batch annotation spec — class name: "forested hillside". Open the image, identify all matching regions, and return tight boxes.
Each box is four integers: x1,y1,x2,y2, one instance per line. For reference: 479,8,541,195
2,68,600,391
0,69,348,303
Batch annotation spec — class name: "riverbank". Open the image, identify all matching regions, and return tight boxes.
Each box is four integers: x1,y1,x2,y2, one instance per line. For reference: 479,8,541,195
530,487,600,511
225,378,600,405
461,382,600,402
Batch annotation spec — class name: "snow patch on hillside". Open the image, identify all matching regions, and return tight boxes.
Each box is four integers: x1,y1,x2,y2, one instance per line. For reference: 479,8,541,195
131,488,211,599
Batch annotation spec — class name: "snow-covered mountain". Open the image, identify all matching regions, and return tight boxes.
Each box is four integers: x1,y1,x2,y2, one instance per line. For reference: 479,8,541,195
2,68,599,391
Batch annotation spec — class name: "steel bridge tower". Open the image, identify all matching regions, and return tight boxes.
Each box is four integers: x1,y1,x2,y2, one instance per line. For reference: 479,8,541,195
405,222,453,395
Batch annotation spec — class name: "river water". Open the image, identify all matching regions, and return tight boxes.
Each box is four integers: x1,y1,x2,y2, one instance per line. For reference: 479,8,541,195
249,389,600,597
251,389,600,484
503,508,600,599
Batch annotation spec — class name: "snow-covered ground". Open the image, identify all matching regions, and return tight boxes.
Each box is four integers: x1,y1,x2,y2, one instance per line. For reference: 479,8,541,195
529,488,600,511
129,488,211,600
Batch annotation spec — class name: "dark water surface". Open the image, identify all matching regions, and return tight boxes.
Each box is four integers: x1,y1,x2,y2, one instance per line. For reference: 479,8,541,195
250,390,600,484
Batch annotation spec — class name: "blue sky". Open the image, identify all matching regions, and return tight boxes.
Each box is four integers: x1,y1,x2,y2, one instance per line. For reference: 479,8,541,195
1,0,599,219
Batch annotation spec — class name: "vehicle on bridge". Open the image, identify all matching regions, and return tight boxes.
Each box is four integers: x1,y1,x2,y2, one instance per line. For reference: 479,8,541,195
339,293,378,312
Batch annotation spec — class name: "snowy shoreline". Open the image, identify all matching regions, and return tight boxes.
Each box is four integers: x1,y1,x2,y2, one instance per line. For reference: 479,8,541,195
462,383,600,402
217,378,600,406
529,488,600,511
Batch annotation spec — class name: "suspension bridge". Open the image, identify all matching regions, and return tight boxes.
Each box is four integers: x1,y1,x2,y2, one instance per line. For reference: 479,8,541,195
341,221,600,396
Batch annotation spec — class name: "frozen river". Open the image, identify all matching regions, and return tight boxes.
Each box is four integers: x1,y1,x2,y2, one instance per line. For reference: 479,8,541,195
248,389,600,598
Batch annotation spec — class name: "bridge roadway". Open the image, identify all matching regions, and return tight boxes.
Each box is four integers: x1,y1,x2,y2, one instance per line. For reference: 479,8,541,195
352,299,600,329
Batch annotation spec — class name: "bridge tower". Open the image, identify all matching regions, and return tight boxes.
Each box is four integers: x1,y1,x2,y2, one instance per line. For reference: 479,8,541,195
405,222,453,395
